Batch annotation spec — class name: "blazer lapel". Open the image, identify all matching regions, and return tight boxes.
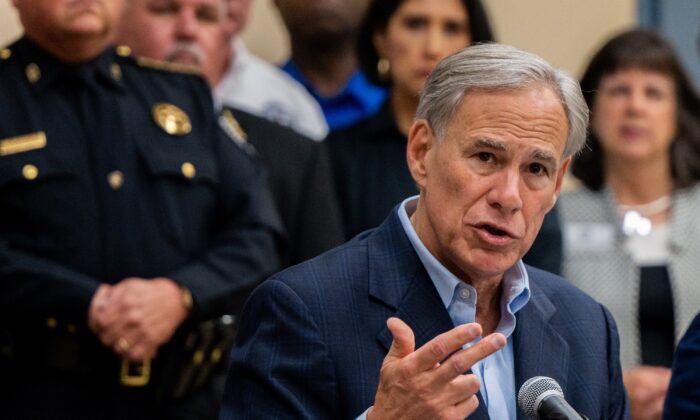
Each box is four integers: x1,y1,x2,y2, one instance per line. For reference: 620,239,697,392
369,213,491,419
373,247,454,352
513,273,570,420
374,270,491,420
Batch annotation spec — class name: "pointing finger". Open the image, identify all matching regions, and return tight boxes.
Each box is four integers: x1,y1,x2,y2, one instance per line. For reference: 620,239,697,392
409,323,483,373
436,333,507,381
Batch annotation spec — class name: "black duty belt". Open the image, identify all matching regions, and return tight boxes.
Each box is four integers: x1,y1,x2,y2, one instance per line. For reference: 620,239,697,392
1,314,236,401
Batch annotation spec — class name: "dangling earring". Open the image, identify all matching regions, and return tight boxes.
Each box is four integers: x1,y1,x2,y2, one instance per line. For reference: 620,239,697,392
377,57,391,80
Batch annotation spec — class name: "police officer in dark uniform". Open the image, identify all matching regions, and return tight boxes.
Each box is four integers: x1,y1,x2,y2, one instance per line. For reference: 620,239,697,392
0,1,283,419
117,0,346,269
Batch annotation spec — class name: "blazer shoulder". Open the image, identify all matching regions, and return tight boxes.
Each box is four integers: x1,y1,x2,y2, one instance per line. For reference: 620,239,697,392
269,234,369,293
527,264,603,309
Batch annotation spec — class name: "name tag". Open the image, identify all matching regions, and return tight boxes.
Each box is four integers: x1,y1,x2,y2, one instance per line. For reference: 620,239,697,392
0,131,47,156
564,222,616,254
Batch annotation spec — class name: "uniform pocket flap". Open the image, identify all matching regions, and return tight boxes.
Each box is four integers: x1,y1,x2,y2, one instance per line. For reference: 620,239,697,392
0,139,79,186
138,143,218,185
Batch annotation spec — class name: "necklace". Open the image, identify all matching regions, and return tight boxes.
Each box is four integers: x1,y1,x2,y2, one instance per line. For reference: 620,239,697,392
618,195,671,237
618,195,672,216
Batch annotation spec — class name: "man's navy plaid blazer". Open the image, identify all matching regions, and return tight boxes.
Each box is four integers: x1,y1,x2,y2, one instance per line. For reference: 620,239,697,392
221,210,629,419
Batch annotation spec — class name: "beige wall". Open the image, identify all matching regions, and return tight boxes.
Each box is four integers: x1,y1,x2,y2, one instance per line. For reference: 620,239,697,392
487,0,636,78
240,0,637,77
240,0,291,65
0,2,21,45
1,0,635,77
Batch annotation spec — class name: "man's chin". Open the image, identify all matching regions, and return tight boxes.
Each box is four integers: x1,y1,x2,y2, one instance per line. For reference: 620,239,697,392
60,22,112,46
62,17,109,37
463,250,521,281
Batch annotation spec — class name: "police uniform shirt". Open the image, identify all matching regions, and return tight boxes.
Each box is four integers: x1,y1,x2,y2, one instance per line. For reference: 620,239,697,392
0,37,283,328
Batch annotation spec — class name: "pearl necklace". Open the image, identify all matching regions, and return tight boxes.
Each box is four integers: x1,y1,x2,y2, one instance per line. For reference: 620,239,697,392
618,195,671,237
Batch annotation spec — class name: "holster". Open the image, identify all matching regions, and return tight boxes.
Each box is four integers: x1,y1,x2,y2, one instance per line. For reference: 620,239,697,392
151,314,236,400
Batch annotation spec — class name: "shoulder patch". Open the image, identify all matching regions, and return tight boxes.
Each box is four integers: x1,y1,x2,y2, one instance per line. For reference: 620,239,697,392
136,56,201,76
219,109,256,155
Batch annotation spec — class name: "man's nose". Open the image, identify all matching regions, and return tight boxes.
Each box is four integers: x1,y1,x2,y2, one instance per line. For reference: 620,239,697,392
175,9,198,39
486,170,523,214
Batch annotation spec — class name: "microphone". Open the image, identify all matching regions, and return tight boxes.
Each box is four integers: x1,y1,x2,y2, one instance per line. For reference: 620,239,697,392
517,376,586,420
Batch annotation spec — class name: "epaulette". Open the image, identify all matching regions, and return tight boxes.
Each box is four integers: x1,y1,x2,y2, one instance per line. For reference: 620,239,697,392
219,108,257,156
114,44,201,76
135,56,202,76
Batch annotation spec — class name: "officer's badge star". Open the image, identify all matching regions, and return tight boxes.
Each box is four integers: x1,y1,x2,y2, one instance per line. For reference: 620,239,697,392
152,103,192,136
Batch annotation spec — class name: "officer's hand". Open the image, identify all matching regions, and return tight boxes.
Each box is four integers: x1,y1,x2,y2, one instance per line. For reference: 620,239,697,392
367,318,506,420
87,283,113,333
90,277,190,361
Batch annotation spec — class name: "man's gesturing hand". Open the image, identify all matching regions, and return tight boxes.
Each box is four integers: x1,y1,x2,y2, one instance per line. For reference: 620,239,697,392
368,317,507,420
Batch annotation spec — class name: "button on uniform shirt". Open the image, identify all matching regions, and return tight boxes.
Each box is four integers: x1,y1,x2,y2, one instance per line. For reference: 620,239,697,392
282,60,387,130
399,196,531,420
0,37,283,418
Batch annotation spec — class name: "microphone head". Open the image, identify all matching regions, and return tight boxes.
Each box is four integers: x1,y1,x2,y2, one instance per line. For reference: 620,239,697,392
517,376,564,419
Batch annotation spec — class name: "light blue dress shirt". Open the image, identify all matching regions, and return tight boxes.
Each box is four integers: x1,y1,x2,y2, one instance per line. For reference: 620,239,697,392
358,196,532,420
398,196,531,420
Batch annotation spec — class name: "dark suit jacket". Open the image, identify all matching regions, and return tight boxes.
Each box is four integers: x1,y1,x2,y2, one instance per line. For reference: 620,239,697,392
229,108,344,267
221,211,628,419
664,312,700,418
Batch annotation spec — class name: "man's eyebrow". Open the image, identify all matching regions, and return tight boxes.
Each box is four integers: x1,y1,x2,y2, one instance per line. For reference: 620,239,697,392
532,149,556,163
473,138,508,151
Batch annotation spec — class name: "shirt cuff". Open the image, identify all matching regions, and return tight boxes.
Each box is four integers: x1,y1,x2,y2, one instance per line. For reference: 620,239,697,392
356,406,372,420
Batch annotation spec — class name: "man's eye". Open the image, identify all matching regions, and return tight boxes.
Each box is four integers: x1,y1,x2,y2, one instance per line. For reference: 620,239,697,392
477,152,493,162
148,4,178,14
197,8,220,23
528,163,547,175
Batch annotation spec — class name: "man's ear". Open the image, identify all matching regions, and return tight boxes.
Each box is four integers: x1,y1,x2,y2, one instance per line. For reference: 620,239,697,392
406,120,434,189
550,156,571,209
223,0,250,36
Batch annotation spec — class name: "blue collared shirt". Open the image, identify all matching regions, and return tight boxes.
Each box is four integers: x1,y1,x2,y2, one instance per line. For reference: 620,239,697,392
398,196,531,420
281,60,387,130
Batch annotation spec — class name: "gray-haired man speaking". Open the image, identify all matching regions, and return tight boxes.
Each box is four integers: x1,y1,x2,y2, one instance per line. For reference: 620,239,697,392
220,44,629,420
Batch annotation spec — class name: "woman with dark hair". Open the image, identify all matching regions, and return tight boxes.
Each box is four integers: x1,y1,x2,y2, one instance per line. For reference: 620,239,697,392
327,0,563,274
327,0,492,237
560,29,700,420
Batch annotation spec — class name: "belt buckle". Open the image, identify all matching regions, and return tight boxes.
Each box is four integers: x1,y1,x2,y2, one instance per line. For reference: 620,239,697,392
120,358,151,387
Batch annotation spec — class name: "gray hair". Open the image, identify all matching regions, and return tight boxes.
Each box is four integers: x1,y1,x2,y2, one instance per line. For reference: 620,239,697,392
415,43,588,158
